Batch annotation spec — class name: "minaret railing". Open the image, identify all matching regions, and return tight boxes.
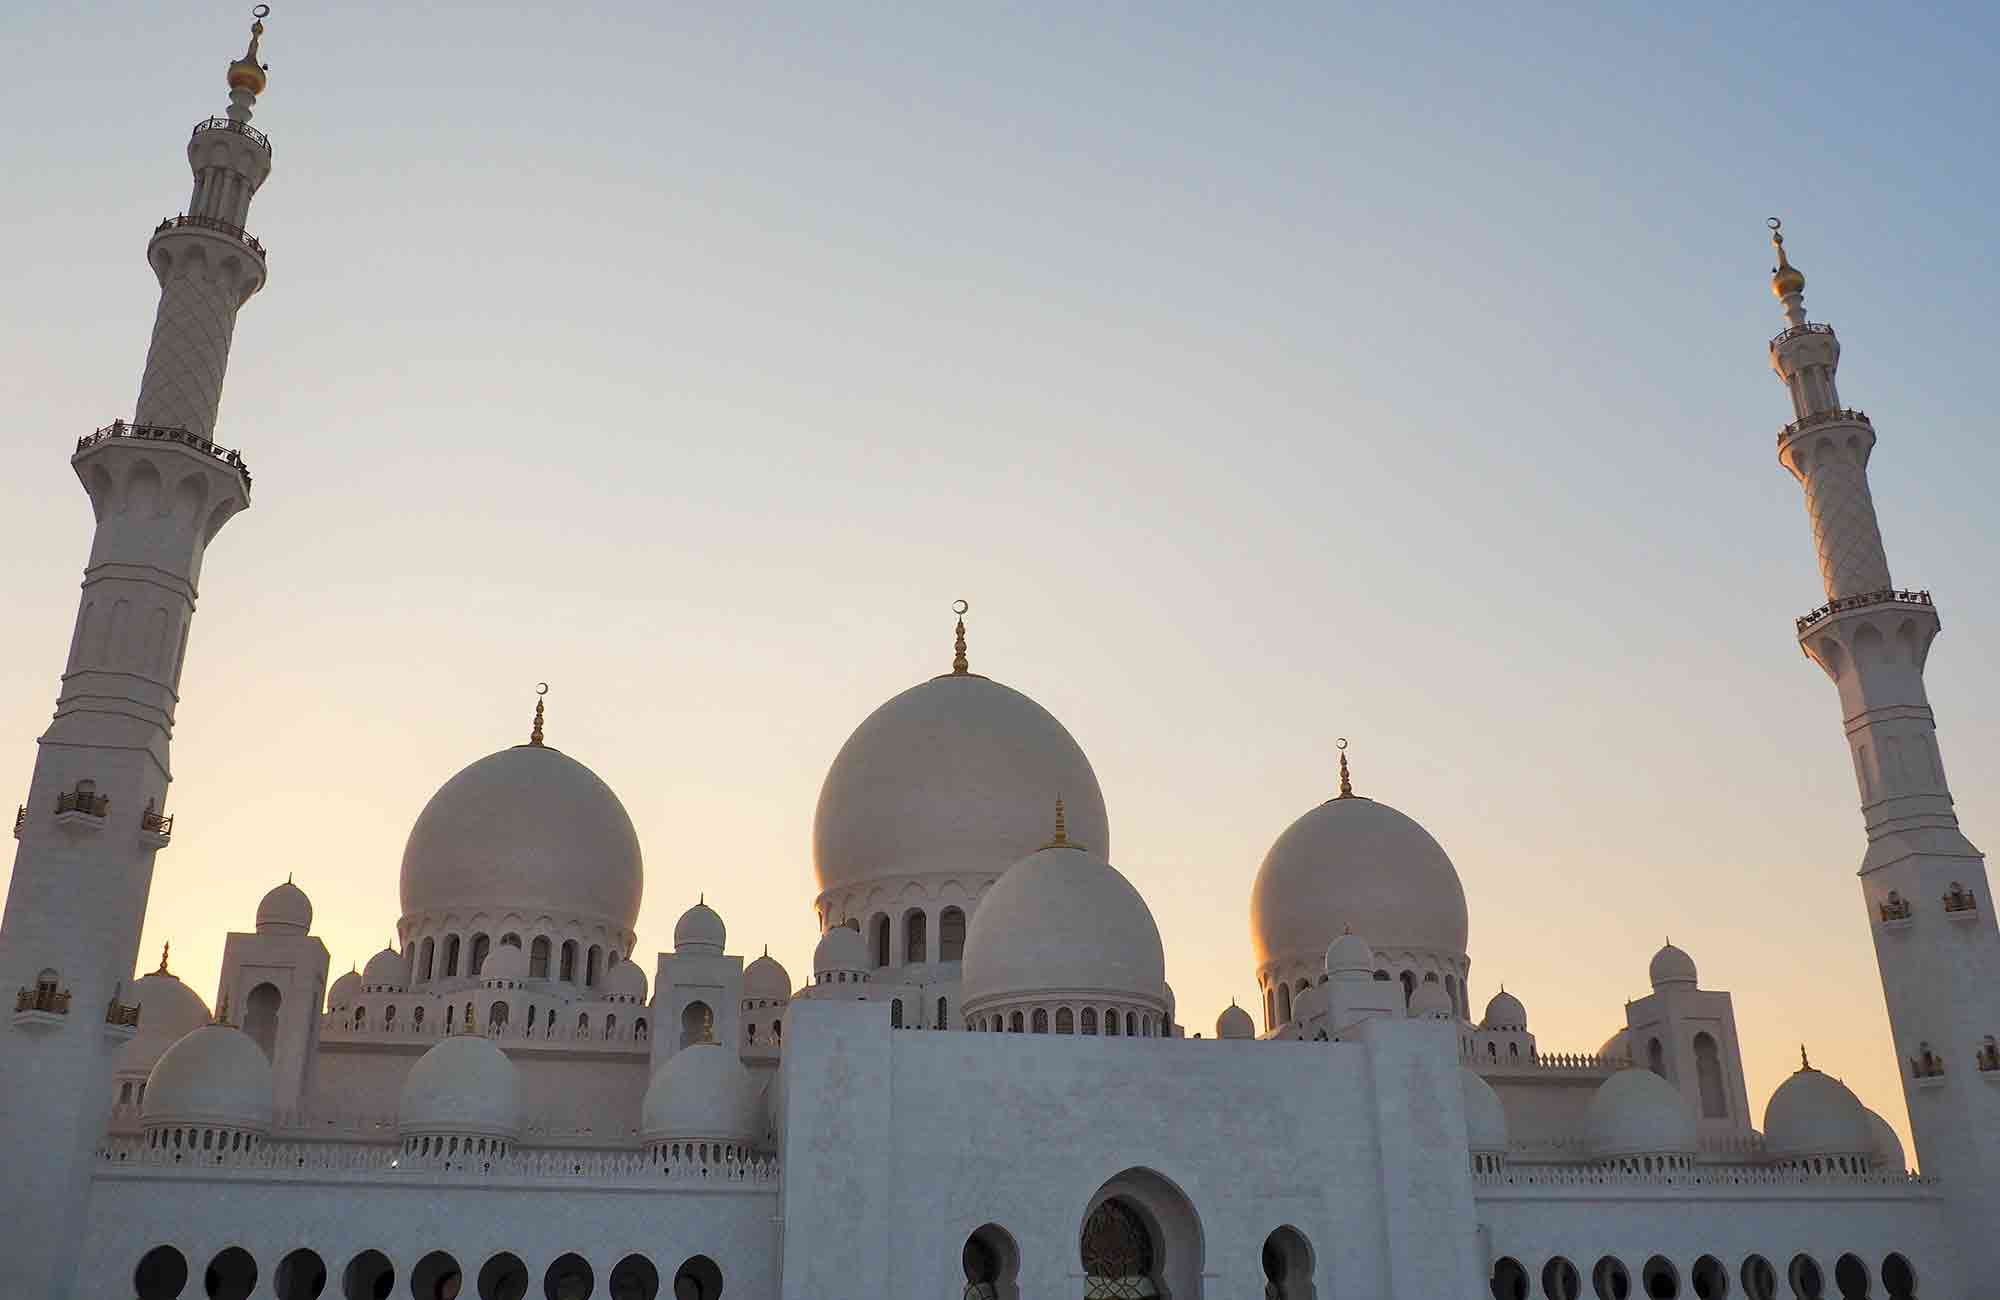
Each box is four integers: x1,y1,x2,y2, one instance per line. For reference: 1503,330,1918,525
1779,408,1871,442
152,213,266,257
77,420,252,488
1794,587,1933,634
191,115,271,153
1771,321,1837,348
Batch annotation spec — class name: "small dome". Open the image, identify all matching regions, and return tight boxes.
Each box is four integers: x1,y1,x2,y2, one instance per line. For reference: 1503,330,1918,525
813,926,868,976
1864,1108,1905,1174
481,942,528,984
1251,795,1468,971
362,947,406,989
399,1034,522,1140
1462,1069,1509,1154
640,1043,760,1142
1598,1027,1631,1062
674,901,726,955
328,968,362,1012
1482,990,1527,1032
1325,931,1376,976
142,1024,274,1133
744,953,792,1001
1763,1065,1873,1160
116,968,212,1077
603,958,648,1001
1410,979,1455,1020
1216,1003,1255,1040
1649,943,1698,990
1585,1067,1697,1159
400,744,643,934
256,879,313,934
814,673,1109,896
960,841,1166,1017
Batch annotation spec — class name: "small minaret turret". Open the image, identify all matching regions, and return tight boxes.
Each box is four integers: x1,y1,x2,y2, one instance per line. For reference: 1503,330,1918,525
1768,223,2000,1271
0,16,276,1298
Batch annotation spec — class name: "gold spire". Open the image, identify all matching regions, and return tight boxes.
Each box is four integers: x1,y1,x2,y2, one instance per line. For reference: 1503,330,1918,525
1769,217,1805,300
1041,796,1083,851
214,992,231,1026
156,942,171,975
1801,1043,1813,1071
699,1003,716,1044
1335,737,1354,799
951,599,970,674
528,682,548,746
227,7,271,97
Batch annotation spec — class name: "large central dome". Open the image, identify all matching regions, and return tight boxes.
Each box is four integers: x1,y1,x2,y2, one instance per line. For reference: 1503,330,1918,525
813,673,1107,898
400,742,643,932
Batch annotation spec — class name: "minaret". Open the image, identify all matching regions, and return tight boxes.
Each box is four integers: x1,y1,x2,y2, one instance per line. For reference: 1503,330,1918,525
1768,222,2000,1256
0,17,273,1298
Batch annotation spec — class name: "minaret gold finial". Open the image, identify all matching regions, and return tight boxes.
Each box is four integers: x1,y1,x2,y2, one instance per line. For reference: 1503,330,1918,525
1041,795,1082,851
700,1003,716,1044
227,7,271,98
157,942,171,975
1769,217,1805,301
529,682,548,746
1801,1043,1813,1071
951,599,970,675
214,992,231,1026
1335,737,1354,799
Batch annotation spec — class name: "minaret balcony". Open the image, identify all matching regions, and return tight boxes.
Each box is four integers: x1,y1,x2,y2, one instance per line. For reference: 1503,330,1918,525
151,212,266,260
1794,586,1933,635
14,986,71,1031
139,808,174,848
11,805,22,839
77,420,253,491
1771,320,1836,349
53,789,110,833
1778,407,1870,446
192,115,270,154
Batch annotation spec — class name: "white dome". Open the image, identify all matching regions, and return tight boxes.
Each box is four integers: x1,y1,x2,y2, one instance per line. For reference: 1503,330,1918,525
142,1024,274,1133
399,744,642,933
1410,979,1455,1020
328,968,361,1011
116,969,212,1077
960,841,1165,1015
1763,1065,1874,1160
1598,1027,1631,1062
256,879,312,934
1216,1003,1255,1039
1291,982,1328,1028
603,958,648,1001
481,942,529,984
1864,1108,1906,1173
813,673,1108,896
1482,990,1527,1032
1251,795,1468,970
674,901,726,954
745,953,791,1001
640,1043,761,1142
813,926,868,976
1585,1067,1697,1159
1325,931,1376,976
1649,943,1698,990
398,1034,522,1140
1462,1069,1509,1154
362,946,406,989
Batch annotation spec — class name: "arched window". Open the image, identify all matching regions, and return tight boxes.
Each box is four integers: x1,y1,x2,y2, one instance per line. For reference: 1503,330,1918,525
1057,1007,1075,1034
443,935,462,977
1739,1256,1777,1300
560,940,577,982
963,1224,1020,1300
1491,1256,1529,1300
681,1000,713,1048
891,999,905,1029
411,1250,462,1300
1788,1256,1824,1300
1277,984,1293,1025
1141,1017,1154,1038
1125,1011,1137,1037
1106,1008,1121,1037
444,1005,454,1033
414,1005,424,1030
1263,1227,1317,1300
905,910,928,963
1081,1198,1160,1298
1832,1256,1868,1300
204,1246,258,1300
604,1013,617,1039
671,1254,722,1300
771,1019,780,1040
384,1004,398,1030
937,996,949,1030
1639,1255,1677,1298
1082,1007,1099,1035
135,1245,189,1300
243,981,282,1060
1690,1256,1727,1300
940,906,967,961
544,1253,594,1300
586,944,602,988
1647,1037,1667,1079
608,1255,660,1300
578,1012,590,1033
636,1017,649,1042
873,914,892,967
529,936,551,979
1880,1254,1915,1300
1693,1032,1728,1117
353,1005,368,1032
1543,1257,1582,1300
418,938,435,982
1400,970,1416,1007
479,1001,504,1032
342,1250,395,1300
1264,984,1276,1030
470,933,491,976
1032,1008,1049,1033
747,1022,758,1043
273,1247,326,1300
477,1253,530,1300
1009,1010,1024,1033
1592,1256,1631,1300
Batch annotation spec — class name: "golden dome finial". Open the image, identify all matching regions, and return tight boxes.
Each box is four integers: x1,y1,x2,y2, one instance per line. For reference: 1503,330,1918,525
1335,737,1354,799
157,942,171,975
1801,1043,1813,1071
1769,217,1805,300
227,7,272,97
951,599,970,675
529,682,548,746
214,992,231,1026
1041,795,1081,851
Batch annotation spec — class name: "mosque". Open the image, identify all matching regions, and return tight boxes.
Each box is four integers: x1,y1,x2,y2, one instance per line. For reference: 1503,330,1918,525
1,15,1997,1300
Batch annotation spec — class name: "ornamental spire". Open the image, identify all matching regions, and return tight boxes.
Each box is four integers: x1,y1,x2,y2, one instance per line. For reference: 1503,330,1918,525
528,682,548,746
225,7,272,116
1042,796,1081,851
1800,1043,1814,1071
1769,217,1806,328
951,599,970,675
156,942,171,975
1335,737,1354,799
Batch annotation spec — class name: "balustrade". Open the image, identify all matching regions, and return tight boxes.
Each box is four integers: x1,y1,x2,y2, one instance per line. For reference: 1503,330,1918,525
77,420,252,487
191,115,271,152
1795,587,1932,634
16,985,70,1014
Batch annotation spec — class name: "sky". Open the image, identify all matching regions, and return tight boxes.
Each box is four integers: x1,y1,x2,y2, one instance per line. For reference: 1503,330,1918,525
3,2,1997,1161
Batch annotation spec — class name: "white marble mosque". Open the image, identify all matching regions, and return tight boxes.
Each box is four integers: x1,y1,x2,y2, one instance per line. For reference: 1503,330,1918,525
1,15,1997,1300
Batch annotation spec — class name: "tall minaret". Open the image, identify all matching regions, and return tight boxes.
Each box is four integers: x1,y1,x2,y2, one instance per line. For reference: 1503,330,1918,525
0,16,272,1298
1769,222,2000,1267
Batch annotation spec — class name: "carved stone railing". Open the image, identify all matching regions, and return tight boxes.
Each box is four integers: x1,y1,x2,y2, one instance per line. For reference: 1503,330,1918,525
1771,321,1837,348
1476,1161,1933,1190
95,1135,781,1186
1465,1045,1622,1075
11,805,22,837
77,420,253,488
105,1000,141,1028
191,116,271,153
1779,407,1870,443
1796,587,1933,634
140,809,174,839
1879,895,1914,922
1944,886,1979,914
17,986,70,1014
153,212,266,257
54,790,109,818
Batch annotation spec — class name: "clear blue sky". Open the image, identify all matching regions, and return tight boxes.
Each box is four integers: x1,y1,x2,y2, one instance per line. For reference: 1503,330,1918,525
3,2,1996,1152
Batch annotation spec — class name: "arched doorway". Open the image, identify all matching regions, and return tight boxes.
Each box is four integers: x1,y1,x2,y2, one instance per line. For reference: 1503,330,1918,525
1079,1168,1202,1298
1261,1227,1315,1300
243,982,283,1061
963,1224,1020,1300
681,999,713,1048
